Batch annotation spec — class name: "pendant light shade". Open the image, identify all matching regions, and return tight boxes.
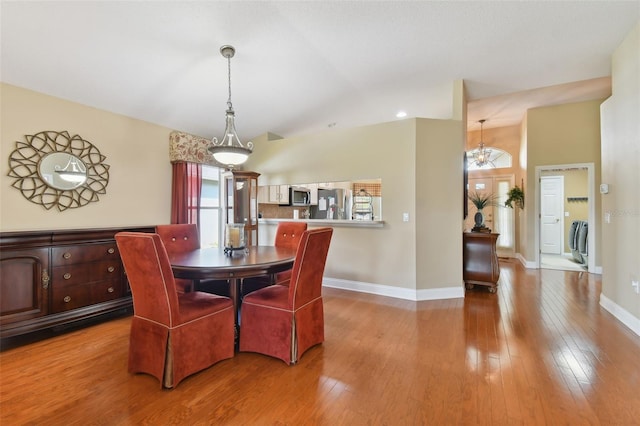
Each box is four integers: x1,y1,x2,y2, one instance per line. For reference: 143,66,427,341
208,45,253,168
55,154,87,183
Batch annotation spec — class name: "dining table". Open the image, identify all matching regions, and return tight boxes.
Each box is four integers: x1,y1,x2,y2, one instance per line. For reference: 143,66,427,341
169,245,297,336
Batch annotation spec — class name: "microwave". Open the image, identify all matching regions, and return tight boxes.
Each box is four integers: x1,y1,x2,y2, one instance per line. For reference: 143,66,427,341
289,186,311,206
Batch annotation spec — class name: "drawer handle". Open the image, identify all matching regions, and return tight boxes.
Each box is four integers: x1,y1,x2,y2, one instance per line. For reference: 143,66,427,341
63,252,71,260
107,248,115,254
63,273,72,280
63,296,71,303
107,266,115,273
42,271,50,289
107,287,115,293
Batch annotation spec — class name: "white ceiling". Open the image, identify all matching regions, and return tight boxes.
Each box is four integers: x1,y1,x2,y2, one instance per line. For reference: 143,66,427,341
1,1,637,139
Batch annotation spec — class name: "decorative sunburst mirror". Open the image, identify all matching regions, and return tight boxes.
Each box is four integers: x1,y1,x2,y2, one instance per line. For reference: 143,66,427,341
7,130,110,211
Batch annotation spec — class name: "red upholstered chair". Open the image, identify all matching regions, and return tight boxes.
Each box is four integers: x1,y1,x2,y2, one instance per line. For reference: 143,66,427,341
272,221,308,284
156,224,200,293
239,227,333,364
241,221,307,295
115,232,234,388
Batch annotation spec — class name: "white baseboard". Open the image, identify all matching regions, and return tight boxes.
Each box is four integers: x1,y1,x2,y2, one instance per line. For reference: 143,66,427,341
322,277,464,301
516,253,537,269
599,294,640,337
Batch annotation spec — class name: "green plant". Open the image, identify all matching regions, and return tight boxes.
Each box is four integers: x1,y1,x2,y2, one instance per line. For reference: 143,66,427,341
468,191,497,210
505,185,525,209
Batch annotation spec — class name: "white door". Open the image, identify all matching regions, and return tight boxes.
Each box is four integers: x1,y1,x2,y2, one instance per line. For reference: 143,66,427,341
540,176,564,254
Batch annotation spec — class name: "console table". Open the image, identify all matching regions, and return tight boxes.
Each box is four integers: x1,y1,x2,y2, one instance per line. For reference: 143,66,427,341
0,226,154,341
463,232,500,293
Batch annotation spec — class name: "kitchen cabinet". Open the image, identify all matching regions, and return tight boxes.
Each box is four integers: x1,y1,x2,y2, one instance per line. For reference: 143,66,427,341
258,186,269,204
463,232,500,293
308,183,319,205
0,226,154,340
267,184,289,204
224,170,260,246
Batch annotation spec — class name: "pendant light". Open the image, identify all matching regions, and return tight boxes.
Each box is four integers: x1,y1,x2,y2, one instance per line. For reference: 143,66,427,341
473,119,492,167
208,45,253,168
55,154,87,183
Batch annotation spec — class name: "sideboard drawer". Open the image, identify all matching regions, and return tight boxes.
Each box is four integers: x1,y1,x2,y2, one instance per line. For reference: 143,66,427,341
52,261,121,285
51,280,122,313
52,243,119,266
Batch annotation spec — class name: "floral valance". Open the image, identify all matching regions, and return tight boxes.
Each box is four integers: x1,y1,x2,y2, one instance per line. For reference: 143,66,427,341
169,131,215,164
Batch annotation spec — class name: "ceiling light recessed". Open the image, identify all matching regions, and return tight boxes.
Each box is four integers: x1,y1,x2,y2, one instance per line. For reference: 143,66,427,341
396,111,407,118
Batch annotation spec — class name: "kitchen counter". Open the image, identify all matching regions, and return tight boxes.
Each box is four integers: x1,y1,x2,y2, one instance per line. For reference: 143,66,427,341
259,218,384,228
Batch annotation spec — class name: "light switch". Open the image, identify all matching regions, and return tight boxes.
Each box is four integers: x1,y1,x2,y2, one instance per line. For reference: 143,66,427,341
402,213,409,222
565,212,570,217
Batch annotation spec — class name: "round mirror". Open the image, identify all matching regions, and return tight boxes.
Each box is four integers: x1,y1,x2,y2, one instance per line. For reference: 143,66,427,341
38,152,87,190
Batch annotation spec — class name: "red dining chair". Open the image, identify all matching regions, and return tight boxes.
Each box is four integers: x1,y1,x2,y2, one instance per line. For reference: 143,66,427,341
239,227,333,364
115,232,234,388
242,221,308,295
156,224,200,293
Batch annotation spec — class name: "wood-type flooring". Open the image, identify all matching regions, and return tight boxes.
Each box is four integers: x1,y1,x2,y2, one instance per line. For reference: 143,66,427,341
1,260,640,425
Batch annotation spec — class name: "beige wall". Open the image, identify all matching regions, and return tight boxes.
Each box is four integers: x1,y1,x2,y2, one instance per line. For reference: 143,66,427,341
416,119,464,290
518,117,529,255
246,117,464,293
523,99,604,265
0,83,173,231
600,22,640,324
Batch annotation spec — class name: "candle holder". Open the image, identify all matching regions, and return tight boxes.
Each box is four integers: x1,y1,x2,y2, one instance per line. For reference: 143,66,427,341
224,223,247,256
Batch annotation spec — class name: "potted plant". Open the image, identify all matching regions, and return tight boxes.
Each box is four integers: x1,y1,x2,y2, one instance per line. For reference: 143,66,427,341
505,185,525,209
468,191,496,231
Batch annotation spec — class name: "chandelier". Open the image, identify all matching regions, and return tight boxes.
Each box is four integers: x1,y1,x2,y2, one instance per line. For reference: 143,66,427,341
472,119,492,167
208,45,253,168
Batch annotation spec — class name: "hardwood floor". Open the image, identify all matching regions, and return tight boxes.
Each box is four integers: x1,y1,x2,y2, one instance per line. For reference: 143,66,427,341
2,260,640,425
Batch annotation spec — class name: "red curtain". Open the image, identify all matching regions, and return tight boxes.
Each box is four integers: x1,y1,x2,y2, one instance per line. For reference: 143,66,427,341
171,162,202,225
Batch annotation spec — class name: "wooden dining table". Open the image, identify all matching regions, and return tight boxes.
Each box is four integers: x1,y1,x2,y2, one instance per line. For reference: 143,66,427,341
169,246,297,335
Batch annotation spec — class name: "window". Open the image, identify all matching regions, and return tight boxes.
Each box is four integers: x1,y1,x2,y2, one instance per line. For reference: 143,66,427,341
466,147,512,171
200,165,222,248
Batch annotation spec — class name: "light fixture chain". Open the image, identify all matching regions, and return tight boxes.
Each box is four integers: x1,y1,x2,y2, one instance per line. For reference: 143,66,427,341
227,55,233,110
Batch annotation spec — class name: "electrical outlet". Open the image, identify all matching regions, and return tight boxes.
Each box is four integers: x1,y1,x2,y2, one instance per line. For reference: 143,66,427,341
632,280,640,294
402,213,409,222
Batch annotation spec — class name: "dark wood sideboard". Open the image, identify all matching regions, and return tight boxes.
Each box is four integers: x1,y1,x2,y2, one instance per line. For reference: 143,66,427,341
463,232,500,293
0,226,154,341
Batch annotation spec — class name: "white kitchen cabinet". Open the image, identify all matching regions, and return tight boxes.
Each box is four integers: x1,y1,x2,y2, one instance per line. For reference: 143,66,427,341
266,185,290,204
258,186,269,204
278,185,289,204
308,183,319,205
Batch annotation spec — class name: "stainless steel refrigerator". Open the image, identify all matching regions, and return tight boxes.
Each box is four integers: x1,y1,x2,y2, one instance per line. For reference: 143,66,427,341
310,188,351,219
